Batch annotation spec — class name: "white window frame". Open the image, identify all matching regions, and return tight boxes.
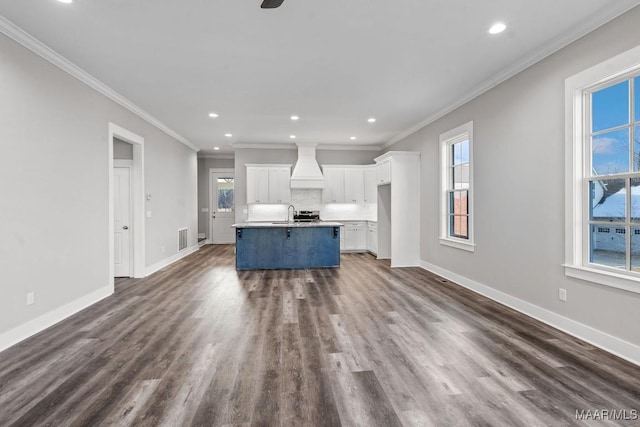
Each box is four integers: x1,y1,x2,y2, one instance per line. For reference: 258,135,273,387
440,121,475,252
564,44,640,294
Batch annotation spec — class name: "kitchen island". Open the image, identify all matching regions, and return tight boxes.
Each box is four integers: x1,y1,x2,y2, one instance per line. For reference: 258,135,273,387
232,222,342,270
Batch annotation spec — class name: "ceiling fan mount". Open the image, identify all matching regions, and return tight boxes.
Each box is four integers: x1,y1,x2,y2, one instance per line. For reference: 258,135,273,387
261,0,285,9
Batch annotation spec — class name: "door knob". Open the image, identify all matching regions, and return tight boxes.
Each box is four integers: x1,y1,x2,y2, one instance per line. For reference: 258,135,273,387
122,226,129,230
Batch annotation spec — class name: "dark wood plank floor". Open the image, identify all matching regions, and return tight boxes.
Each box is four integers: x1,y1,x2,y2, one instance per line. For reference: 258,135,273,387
1,245,639,426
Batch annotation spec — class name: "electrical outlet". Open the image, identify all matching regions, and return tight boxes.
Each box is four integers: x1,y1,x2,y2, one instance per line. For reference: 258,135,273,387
160,246,165,253
558,288,567,302
26,292,35,306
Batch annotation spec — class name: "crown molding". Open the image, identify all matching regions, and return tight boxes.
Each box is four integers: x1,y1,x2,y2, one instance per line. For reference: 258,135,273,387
0,15,199,152
232,142,382,151
383,1,640,149
317,144,382,151
232,142,295,150
197,154,235,160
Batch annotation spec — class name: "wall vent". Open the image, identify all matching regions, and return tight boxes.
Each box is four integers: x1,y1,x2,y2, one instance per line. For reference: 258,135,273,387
178,228,188,251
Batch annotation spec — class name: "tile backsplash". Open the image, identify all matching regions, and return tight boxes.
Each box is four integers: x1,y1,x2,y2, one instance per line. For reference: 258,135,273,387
247,189,376,222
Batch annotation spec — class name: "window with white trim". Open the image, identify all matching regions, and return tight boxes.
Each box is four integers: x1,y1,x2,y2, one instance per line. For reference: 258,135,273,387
565,45,640,293
440,121,474,252
587,75,640,271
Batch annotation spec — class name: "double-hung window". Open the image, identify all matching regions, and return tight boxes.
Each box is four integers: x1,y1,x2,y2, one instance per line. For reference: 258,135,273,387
440,121,474,252
565,45,640,293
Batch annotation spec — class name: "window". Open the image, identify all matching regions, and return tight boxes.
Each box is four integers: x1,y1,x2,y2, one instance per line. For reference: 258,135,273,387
587,77,640,273
217,177,234,212
440,121,474,252
565,44,640,293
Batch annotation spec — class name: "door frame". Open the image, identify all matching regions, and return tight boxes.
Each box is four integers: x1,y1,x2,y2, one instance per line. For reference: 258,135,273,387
209,168,235,244
108,123,145,291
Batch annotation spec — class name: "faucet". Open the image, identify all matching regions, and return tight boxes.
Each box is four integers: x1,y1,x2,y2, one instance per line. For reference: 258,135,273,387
287,204,296,223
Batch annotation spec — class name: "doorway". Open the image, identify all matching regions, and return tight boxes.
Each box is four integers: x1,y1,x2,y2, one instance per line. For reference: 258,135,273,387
209,169,235,244
108,123,145,288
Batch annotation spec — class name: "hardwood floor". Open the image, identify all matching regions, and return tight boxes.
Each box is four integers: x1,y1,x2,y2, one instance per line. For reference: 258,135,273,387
1,244,639,426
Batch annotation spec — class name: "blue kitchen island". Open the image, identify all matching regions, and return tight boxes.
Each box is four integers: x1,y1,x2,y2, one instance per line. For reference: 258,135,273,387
232,222,342,270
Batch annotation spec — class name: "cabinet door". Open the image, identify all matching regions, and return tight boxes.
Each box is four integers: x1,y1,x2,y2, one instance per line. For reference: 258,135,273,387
371,228,378,254
322,168,345,203
344,223,355,250
344,168,364,204
247,167,269,204
354,224,367,250
364,166,377,203
268,167,291,204
368,223,378,254
340,226,345,251
376,159,391,185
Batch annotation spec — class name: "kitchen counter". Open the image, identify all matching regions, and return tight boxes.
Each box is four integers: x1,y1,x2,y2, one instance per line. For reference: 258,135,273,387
232,221,343,228
233,222,341,270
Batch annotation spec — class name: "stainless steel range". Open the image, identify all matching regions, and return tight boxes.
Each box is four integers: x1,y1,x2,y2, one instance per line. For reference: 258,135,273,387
293,210,321,222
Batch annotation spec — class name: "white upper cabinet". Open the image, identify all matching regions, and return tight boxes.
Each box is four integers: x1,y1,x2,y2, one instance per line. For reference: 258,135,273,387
363,166,377,203
344,168,364,204
246,165,291,204
376,158,391,185
268,167,291,204
322,167,345,203
246,167,269,204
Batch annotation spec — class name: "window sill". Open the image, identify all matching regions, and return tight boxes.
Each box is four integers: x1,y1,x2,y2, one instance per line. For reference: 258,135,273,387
563,264,640,295
439,238,475,252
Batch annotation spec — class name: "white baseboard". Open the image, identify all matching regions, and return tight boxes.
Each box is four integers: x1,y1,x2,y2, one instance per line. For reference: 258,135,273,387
146,244,199,276
391,262,420,268
0,285,113,353
197,233,206,239
419,260,640,366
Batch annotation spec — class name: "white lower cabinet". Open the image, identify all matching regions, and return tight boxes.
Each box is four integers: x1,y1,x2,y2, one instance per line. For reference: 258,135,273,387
343,222,367,251
367,222,378,255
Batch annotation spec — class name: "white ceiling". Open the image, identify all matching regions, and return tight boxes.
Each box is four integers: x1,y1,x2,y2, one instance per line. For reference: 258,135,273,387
0,0,638,155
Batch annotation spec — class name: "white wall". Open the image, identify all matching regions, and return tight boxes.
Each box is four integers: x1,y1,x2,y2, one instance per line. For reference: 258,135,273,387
0,32,198,347
386,7,640,353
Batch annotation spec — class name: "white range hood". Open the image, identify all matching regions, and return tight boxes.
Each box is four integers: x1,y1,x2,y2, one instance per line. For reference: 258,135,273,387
290,143,325,189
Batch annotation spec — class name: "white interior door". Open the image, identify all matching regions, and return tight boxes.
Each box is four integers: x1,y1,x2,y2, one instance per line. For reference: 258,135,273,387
210,171,235,244
114,167,131,277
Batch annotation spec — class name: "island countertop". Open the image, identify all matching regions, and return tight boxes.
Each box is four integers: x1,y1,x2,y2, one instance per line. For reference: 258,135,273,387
232,221,343,228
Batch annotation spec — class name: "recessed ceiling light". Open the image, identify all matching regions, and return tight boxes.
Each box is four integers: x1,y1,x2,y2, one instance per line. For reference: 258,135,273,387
290,115,299,121
58,0,72,3
224,133,232,137
289,135,296,139
208,113,219,118
368,118,376,123
350,136,357,140
213,147,220,150
488,22,506,35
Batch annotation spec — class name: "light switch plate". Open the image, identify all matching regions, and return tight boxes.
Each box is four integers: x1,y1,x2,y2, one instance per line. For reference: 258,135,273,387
201,208,209,213
146,210,152,218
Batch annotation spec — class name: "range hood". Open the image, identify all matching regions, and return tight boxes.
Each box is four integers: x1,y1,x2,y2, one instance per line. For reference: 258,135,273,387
290,143,325,189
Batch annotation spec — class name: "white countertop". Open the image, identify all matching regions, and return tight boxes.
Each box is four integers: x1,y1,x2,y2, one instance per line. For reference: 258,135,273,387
232,221,344,228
